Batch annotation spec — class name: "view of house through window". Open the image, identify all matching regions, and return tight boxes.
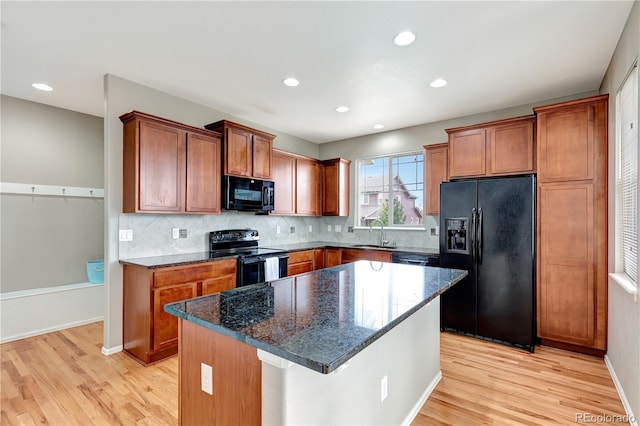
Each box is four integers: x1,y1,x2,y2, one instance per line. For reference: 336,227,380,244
356,152,424,228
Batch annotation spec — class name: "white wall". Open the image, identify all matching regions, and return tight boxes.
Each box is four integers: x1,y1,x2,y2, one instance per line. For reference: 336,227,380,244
600,1,640,420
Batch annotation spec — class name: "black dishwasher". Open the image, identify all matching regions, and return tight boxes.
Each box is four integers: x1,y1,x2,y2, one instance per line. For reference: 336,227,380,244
391,251,439,266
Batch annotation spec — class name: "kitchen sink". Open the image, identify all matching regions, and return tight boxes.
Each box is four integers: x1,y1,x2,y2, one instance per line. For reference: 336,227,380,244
350,244,397,250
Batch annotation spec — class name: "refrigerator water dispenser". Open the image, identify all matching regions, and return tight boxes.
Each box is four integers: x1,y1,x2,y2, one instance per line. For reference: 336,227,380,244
445,218,469,254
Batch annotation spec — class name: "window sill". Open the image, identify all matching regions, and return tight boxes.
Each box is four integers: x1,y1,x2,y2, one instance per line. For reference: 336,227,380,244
609,273,638,302
352,226,427,232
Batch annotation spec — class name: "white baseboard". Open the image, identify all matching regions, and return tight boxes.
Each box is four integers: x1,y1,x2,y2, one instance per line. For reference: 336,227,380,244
0,282,105,343
401,370,443,426
101,345,123,356
605,354,638,426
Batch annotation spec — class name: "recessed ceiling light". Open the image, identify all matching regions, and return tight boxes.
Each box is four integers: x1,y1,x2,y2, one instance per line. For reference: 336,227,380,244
283,77,299,87
373,124,385,130
393,31,416,46
335,106,350,113
430,78,448,88
32,83,53,91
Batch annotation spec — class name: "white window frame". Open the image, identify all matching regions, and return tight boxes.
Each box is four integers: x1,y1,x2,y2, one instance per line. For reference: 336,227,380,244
610,60,638,299
355,151,424,230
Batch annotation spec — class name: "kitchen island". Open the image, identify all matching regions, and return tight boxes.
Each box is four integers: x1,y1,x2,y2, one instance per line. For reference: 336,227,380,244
165,261,466,425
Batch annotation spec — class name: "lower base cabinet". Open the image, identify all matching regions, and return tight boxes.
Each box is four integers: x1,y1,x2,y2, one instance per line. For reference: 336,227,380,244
287,250,316,276
340,249,392,264
123,258,236,365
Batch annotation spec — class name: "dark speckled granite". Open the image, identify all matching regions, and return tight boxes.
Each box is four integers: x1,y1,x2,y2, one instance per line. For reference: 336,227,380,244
165,261,466,374
120,242,439,269
119,252,238,268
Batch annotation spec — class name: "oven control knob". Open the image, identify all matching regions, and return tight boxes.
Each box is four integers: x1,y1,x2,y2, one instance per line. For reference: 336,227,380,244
211,232,222,241
251,231,258,237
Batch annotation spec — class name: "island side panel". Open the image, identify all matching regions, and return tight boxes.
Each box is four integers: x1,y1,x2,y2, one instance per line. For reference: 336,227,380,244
178,319,261,426
261,297,441,425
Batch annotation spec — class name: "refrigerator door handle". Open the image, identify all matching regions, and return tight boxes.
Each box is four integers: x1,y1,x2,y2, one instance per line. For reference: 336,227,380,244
471,208,477,263
477,208,483,264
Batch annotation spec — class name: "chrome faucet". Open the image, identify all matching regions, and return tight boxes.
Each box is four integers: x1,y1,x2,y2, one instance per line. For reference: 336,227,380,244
369,219,389,247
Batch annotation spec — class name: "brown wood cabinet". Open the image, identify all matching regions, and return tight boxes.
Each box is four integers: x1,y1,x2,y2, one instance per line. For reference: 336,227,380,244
446,115,535,179
322,158,351,216
272,149,321,216
122,258,237,365
121,111,221,214
287,250,316,276
340,249,392,264
424,143,448,216
204,120,274,179
534,94,608,355
324,248,342,267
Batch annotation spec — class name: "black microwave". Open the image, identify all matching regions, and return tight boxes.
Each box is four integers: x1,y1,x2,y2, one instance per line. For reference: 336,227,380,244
223,175,275,212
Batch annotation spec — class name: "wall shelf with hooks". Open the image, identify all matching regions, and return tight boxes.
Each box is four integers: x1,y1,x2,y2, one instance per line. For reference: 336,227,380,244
0,182,104,198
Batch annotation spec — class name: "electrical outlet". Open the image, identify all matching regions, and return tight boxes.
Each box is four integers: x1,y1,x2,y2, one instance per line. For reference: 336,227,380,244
380,375,388,402
348,226,354,233
172,228,180,239
327,225,332,232
335,225,342,232
201,363,213,395
179,228,187,239
276,225,281,234
308,225,313,233
119,229,133,242
290,226,296,233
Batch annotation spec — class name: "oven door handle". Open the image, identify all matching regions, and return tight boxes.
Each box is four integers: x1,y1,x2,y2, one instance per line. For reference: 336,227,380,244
242,256,267,265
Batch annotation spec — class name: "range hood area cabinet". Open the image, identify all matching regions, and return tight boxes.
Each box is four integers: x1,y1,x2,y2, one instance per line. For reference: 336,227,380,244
204,120,274,180
121,111,222,214
272,149,322,216
322,158,351,216
446,115,535,179
534,94,608,356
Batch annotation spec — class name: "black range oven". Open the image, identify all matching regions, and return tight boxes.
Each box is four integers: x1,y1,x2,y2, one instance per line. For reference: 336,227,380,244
209,229,288,287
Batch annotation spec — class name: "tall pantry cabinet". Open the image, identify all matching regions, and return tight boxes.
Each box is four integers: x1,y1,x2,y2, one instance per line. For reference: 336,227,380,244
534,94,608,356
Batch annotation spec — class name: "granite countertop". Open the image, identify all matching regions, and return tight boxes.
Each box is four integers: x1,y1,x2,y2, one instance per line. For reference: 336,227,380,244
119,242,439,269
164,261,467,374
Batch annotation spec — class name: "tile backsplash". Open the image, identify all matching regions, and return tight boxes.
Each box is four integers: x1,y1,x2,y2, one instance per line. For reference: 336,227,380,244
118,211,439,259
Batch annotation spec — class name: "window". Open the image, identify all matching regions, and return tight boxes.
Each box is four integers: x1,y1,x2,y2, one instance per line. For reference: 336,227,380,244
356,152,424,228
615,63,638,286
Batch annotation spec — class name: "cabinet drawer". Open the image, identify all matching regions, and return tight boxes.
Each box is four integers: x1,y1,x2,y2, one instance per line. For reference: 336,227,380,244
154,260,235,287
289,262,314,276
288,250,315,264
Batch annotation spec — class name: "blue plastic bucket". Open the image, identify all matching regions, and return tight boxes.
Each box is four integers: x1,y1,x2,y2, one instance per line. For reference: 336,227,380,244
86,259,104,284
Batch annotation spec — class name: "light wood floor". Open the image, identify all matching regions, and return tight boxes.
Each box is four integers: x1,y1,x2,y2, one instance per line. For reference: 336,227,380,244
1,322,627,425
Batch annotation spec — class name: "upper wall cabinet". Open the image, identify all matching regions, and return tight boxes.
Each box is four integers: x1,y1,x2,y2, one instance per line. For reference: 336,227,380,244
272,149,322,216
322,158,351,216
424,143,448,216
121,111,221,214
204,120,274,179
446,115,535,179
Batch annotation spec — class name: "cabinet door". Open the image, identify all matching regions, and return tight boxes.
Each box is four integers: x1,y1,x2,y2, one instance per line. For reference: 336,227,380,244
202,275,236,295
322,159,350,216
489,120,534,175
424,144,448,216
186,131,221,213
537,104,598,182
538,182,597,348
288,250,315,275
138,119,186,212
272,151,296,215
296,158,321,216
252,134,273,179
225,127,252,177
324,249,342,267
314,249,324,270
448,128,486,178
153,282,198,350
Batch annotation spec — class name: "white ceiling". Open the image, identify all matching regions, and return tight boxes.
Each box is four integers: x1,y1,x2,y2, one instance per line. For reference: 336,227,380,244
1,1,634,144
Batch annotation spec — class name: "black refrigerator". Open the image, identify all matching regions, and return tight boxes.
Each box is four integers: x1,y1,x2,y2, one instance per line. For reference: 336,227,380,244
439,175,535,351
